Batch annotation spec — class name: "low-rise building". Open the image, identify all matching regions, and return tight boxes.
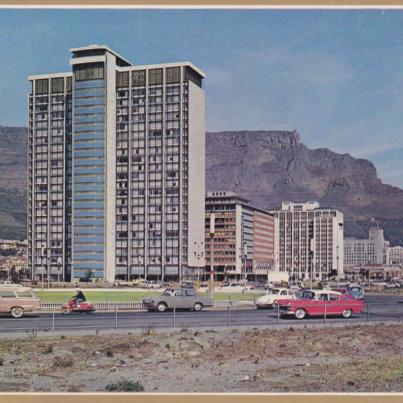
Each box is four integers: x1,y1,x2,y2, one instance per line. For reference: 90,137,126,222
387,245,403,265
204,191,275,281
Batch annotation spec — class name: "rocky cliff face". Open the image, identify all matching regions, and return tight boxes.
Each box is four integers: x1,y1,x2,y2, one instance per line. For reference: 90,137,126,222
1,126,403,244
0,126,27,239
206,130,403,218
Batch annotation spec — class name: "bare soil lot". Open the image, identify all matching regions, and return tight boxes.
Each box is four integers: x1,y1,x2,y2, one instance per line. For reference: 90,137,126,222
0,323,402,393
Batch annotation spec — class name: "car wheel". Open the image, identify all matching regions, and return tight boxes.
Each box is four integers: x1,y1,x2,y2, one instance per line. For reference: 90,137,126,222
342,309,352,319
295,308,306,320
193,302,203,312
62,307,71,315
10,307,24,318
157,303,167,312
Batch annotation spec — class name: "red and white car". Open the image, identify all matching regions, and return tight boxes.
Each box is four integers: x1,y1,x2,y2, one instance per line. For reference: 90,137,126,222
276,289,364,320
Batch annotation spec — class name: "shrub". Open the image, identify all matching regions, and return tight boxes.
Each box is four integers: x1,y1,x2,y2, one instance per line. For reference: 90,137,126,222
42,344,53,354
105,380,144,392
52,356,74,369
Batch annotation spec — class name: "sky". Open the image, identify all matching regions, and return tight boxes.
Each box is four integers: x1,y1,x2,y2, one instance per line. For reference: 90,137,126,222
0,8,403,187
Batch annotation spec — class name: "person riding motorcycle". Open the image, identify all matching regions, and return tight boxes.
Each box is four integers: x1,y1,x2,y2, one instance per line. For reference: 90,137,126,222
71,288,86,305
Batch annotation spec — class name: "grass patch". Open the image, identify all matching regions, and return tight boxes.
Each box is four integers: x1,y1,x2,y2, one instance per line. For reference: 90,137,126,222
34,290,159,303
34,289,264,303
105,380,144,392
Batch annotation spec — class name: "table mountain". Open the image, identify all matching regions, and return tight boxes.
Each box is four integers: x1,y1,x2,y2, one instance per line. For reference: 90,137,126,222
206,130,403,245
1,126,403,245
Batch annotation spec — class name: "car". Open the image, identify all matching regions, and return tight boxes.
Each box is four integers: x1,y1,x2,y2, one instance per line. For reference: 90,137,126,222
0,281,22,288
0,286,41,318
276,289,364,320
385,282,401,289
142,280,163,289
142,288,213,312
256,288,297,309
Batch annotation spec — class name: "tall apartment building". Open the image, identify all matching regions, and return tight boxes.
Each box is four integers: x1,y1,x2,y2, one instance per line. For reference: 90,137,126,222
271,201,344,281
205,191,275,281
344,227,389,268
28,44,205,282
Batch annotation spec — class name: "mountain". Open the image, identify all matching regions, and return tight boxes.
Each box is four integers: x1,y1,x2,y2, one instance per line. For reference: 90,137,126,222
0,126,27,239
206,130,403,245
1,126,403,245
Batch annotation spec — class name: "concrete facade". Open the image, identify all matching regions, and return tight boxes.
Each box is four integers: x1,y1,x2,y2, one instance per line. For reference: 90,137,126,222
271,201,344,281
344,227,389,269
28,44,205,282
205,191,275,281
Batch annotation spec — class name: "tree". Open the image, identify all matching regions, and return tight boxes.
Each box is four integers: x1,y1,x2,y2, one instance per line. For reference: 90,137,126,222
83,269,94,282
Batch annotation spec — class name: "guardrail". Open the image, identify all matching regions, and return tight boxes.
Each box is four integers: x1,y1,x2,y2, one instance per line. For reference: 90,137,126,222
39,299,256,311
0,301,400,335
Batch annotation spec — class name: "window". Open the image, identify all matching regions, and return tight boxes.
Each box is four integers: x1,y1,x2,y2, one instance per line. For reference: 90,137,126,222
66,77,72,93
183,67,202,88
166,67,181,84
35,79,49,95
75,63,104,81
132,70,146,86
51,77,64,93
148,69,163,85
116,71,129,88
174,290,184,297
185,290,195,297
0,291,15,298
16,290,34,298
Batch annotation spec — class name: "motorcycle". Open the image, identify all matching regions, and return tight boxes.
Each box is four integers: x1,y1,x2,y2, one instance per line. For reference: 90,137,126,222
61,299,96,315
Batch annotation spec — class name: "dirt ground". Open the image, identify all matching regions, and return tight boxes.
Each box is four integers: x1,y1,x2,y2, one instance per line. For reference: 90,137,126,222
0,323,402,393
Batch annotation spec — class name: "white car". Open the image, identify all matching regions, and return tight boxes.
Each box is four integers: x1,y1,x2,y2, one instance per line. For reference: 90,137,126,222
256,288,296,309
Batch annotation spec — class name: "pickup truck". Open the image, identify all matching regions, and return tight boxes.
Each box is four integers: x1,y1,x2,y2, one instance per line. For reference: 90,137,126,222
276,289,364,319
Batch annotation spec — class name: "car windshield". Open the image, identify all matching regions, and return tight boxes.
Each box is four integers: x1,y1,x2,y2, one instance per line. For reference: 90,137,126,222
162,289,175,296
301,291,315,300
271,289,280,295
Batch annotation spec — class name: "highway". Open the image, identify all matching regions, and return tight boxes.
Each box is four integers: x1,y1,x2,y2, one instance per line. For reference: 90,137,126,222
0,294,401,334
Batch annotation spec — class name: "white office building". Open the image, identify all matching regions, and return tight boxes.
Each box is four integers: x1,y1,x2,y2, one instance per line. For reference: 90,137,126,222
344,227,389,268
28,44,205,282
271,201,344,281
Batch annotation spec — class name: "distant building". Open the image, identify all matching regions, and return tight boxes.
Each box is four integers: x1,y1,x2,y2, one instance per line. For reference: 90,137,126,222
271,201,344,281
344,227,389,268
205,191,275,281
387,245,403,266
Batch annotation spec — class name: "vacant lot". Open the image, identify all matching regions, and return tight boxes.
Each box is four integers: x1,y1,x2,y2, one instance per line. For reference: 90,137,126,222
0,323,401,392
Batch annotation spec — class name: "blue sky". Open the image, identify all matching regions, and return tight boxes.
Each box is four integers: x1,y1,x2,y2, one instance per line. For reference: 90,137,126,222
0,8,403,188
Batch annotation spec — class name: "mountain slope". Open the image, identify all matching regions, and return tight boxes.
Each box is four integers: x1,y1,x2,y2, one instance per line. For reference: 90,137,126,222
206,130,403,245
1,126,403,245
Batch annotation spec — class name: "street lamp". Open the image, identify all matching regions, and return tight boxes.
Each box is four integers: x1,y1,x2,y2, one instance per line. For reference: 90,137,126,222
209,213,215,298
194,241,204,284
242,242,248,291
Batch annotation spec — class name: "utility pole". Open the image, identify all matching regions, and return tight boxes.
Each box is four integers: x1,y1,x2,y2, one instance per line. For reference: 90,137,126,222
310,238,315,289
194,241,204,285
209,213,215,298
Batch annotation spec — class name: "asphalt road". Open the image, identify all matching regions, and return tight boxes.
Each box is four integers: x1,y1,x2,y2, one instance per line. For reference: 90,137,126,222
0,294,401,334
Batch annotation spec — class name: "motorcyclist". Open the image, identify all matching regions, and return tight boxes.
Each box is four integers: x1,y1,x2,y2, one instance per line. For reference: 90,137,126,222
72,288,86,305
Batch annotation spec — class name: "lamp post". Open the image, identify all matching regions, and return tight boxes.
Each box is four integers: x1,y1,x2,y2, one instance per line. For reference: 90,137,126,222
209,213,215,298
242,242,248,291
309,238,315,289
194,241,204,284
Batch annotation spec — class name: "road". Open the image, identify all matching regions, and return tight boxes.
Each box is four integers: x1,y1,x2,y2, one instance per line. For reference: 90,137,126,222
0,294,401,335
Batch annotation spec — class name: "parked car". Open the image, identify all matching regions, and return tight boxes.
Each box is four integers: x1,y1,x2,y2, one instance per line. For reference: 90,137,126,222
332,284,364,300
142,288,213,312
276,289,364,320
0,286,41,318
256,288,296,309
181,280,195,289
142,280,163,289
219,282,244,290
384,282,401,289
0,281,22,288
